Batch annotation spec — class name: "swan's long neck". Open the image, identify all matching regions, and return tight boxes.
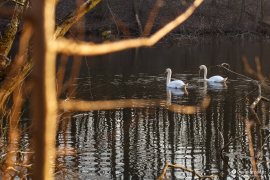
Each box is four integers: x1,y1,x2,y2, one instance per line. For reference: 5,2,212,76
166,90,172,105
202,66,207,80
166,70,172,85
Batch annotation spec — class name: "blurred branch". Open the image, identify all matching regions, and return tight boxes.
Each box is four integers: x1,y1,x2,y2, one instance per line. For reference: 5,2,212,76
54,0,102,38
0,23,32,113
143,0,164,36
59,96,210,114
245,120,261,180
56,55,68,97
31,0,57,179
3,86,23,179
0,7,15,17
55,0,204,55
242,56,269,88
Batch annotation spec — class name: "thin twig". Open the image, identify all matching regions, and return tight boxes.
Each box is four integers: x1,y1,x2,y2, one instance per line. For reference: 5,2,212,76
158,161,169,180
220,134,247,159
250,84,261,109
219,63,254,81
219,63,263,109
261,96,270,102
158,161,215,179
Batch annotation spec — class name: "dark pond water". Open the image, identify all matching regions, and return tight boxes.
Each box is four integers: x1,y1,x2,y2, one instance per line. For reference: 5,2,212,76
54,39,270,179
2,39,270,179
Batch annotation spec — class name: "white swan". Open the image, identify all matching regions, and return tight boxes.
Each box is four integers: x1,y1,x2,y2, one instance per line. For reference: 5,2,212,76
165,68,188,89
199,65,227,83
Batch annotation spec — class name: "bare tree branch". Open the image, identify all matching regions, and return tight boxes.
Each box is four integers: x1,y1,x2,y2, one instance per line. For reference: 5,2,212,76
59,96,210,114
143,0,164,36
55,0,204,56
31,0,57,179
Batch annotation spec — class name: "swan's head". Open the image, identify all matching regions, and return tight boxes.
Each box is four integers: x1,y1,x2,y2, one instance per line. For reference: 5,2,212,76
199,65,206,70
165,68,172,74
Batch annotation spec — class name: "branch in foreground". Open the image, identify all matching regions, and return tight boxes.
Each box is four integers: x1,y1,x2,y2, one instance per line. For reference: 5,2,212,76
55,0,204,55
58,96,210,114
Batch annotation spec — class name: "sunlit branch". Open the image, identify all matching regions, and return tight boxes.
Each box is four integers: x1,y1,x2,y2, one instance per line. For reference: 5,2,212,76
242,57,269,88
55,0,204,56
58,96,210,114
0,23,32,112
3,87,24,178
31,0,57,179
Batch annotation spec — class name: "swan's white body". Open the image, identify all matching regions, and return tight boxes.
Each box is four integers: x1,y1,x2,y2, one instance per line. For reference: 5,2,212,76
165,68,187,89
199,65,227,83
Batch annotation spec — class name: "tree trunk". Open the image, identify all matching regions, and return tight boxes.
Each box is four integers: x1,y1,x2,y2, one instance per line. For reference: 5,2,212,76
31,0,57,179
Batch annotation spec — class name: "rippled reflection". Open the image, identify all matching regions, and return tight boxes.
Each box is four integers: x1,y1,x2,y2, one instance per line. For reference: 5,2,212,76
54,73,270,179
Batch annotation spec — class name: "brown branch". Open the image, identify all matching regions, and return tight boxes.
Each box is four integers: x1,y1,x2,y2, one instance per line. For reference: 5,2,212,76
31,0,57,179
0,23,32,113
245,120,261,180
55,0,204,55
158,161,215,179
250,83,261,109
3,86,24,179
58,96,210,114
242,56,269,88
54,0,102,38
158,161,169,180
143,0,164,36
56,55,69,97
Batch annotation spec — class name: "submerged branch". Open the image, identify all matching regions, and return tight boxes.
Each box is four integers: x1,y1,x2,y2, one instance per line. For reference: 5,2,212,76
158,161,215,179
55,0,204,55
245,120,261,180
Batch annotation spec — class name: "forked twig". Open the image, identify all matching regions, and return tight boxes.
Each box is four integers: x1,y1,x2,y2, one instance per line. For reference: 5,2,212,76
250,83,261,109
158,161,215,179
